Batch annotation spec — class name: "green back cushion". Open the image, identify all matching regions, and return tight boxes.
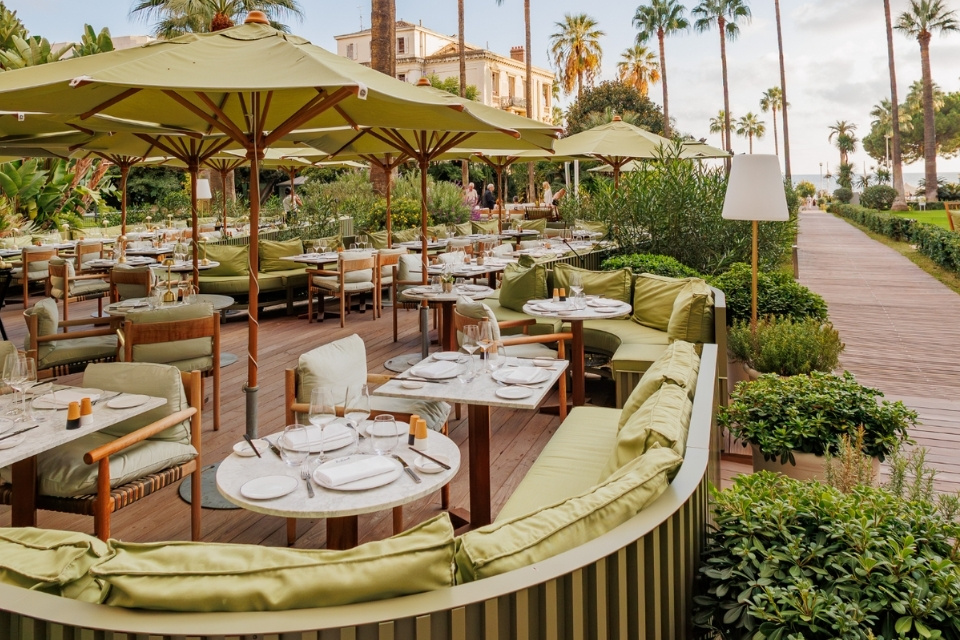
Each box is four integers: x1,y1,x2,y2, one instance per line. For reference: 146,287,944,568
455,221,473,236
521,218,547,234
0,528,111,602
603,385,693,479
126,303,214,368
0,341,16,365
25,297,59,340
297,334,367,403
367,229,388,249
83,362,192,443
576,219,608,236
202,244,249,277
472,220,499,234
553,263,632,304
112,265,154,300
304,235,342,251
631,274,691,331
619,340,700,429
92,514,455,611
454,296,501,344
258,239,304,273
667,280,714,344
498,261,548,312
48,258,73,297
397,253,425,283
392,227,418,243
455,446,682,583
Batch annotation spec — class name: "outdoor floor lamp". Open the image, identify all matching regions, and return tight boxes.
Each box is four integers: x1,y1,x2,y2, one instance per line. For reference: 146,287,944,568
721,154,790,331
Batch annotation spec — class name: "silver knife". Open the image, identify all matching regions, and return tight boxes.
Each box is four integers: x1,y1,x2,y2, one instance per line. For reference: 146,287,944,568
0,424,40,442
392,454,421,483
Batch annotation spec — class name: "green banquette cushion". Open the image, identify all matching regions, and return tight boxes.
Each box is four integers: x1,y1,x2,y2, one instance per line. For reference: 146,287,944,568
392,227,419,243
667,279,714,344
498,260,548,312
0,528,111,602
124,303,215,375
201,244,249,277
454,445,681,583
552,263,632,304
259,239,304,273
618,340,700,429
631,273,691,331
91,514,456,611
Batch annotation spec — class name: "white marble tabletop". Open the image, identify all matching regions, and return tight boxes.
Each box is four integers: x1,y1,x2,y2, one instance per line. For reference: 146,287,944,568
401,284,493,303
149,260,220,272
82,256,157,269
216,427,460,519
523,297,632,322
375,354,568,411
0,390,167,468
105,294,234,315
426,262,504,277
279,252,340,265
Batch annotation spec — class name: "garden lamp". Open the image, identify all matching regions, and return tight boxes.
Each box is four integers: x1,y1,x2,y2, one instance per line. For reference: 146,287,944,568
721,154,789,332
195,178,212,201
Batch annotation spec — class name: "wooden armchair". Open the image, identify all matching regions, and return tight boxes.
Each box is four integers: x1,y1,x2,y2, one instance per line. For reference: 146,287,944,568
75,240,105,270
15,246,56,309
391,254,439,342
375,248,405,320
0,367,202,541
47,259,110,322
109,265,154,303
24,298,118,379
308,252,376,327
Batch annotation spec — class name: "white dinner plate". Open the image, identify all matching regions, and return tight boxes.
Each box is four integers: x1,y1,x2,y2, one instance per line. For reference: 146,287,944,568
313,455,402,491
0,419,12,437
496,387,534,400
492,368,550,385
433,351,463,361
0,432,25,450
414,454,449,474
232,439,270,457
239,475,299,500
106,394,149,409
360,419,409,437
33,388,103,409
532,300,572,312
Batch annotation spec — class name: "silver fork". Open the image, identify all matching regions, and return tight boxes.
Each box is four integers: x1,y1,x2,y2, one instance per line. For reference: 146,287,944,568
300,465,315,497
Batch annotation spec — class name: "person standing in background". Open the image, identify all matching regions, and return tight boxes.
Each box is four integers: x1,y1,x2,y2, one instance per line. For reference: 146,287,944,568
463,182,478,208
481,183,497,210
282,190,302,223
541,181,553,207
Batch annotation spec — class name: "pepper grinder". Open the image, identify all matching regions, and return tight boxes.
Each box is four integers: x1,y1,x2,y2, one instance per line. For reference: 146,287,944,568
79,397,93,428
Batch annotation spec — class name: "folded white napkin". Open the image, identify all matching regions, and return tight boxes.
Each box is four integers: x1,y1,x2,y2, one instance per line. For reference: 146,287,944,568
410,360,458,379
594,298,623,307
282,424,351,452
315,456,396,487
503,367,541,384
36,388,101,408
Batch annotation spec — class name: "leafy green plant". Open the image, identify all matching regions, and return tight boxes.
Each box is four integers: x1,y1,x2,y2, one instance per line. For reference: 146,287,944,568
297,170,378,231
392,168,469,226
795,180,816,198
833,186,853,204
860,184,898,211
720,371,915,463
694,472,960,639
600,253,701,278
727,316,844,376
824,428,876,493
365,197,424,232
708,263,828,325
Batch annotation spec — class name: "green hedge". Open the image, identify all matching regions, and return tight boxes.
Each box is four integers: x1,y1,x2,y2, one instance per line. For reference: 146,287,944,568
832,204,960,274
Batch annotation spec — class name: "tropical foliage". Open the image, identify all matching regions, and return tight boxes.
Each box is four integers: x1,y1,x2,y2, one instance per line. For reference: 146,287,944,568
425,73,478,101
549,12,604,99
616,45,659,97
708,109,731,143
708,262,827,325
827,120,858,166
130,0,304,37
565,81,665,136
633,0,688,137
71,24,115,57
863,83,960,167
735,112,764,153
759,86,784,156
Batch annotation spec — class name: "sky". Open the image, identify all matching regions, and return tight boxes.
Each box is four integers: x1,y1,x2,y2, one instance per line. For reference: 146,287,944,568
8,0,960,179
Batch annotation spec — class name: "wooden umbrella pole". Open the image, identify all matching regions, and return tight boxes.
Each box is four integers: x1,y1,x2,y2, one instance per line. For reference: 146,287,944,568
420,156,429,285
189,166,200,289
120,163,130,236
751,219,759,333
220,168,229,232
245,95,263,439
385,158,393,247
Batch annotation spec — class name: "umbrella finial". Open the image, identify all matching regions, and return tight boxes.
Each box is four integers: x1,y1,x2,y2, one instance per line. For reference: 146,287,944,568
245,11,269,24
612,115,622,122
416,77,431,87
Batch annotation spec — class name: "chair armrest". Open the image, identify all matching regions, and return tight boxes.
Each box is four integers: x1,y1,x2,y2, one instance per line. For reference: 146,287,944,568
37,327,116,343
83,407,198,464
69,273,106,282
500,332,572,347
497,318,536,329
307,268,340,277
116,328,125,349
59,316,115,329
366,373,393,384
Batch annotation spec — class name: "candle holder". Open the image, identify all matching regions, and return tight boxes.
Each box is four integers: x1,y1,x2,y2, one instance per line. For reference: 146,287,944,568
116,234,127,263
200,238,209,266
161,258,178,304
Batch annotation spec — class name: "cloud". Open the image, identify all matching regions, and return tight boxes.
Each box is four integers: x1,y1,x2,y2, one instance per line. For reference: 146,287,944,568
791,0,883,34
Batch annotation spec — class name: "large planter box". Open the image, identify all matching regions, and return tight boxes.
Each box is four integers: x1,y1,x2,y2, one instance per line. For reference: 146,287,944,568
751,444,880,482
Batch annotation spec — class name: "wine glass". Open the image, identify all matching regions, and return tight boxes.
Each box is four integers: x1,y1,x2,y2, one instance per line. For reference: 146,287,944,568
369,414,398,455
477,320,495,370
343,384,371,438
17,357,36,421
308,387,338,460
278,424,311,467
3,353,26,418
569,272,584,299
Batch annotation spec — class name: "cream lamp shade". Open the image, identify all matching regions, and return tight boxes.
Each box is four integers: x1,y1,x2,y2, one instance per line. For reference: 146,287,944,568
721,154,789,221
195,178,213,200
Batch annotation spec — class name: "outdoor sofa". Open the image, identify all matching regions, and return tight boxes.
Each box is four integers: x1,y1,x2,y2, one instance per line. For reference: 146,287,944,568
0,340,719,640
196,239,309,312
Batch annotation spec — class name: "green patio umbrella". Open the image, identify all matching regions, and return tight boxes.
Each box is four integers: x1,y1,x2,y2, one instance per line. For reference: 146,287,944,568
552,116,674,188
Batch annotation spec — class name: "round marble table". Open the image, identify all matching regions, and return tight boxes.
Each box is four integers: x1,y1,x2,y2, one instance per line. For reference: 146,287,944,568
216,427,460,549
523,297,632,406
402,284,495,352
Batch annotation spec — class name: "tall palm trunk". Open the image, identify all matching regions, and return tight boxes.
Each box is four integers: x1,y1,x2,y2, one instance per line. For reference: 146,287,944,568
771,106,779,156
718,17,732,153
577,69,583,101
458,0,468,189
883,0,908,209
524,0,534,201
657,27,670,136
748,132,753,154
370,0,396,196
774,0,791,180
919,31,938,201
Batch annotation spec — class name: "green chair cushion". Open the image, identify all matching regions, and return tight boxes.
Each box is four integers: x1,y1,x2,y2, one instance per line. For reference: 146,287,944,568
112,265,154,301
567,319,669,359
24,297,59,344
37,335,117,371
279,269,309,289
610,343,670,374
392,227,419,243
0,527,110,602
553,263,632,304
667,279,714,344
472,220,499,234
498,261,548,312
0,431,197,498
397,253,425,290
304,235,342,251
631,274,691,332
619,340,701,429
455,222,473,236
576,219,608,236
496,406,620,523
92,513,456,611
201,244,249,277
520,218,547,235
125,304,214,371
455,446,682,583
84,362,193,444
603,385,692,480
483,293,561,336
366,229,388,249
259,239,304,273
455,296,501,343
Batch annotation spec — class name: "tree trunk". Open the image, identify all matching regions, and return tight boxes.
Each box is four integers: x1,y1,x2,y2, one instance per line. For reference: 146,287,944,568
718,18,732,153
458,0,469,190
774,0,791,181
919,33,938,202
771,106,779,156
524,0,534,202
369,0,396,197
207,168,235,204
657,28,670,136
577,70,583,102
883,0,908,210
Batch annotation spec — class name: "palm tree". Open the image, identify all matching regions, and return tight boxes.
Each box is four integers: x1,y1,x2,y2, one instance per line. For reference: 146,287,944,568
759,87,783,156
828,120,858,166
458,0,468,188
773,0,791,181
617,45,660,97
692,0,751,154
883,0,908,210
735,112,764,154
130,0,302,36
709,109,731,147
495,0,535,206
633,0,689,137
896,0,959,202
549,13,604,100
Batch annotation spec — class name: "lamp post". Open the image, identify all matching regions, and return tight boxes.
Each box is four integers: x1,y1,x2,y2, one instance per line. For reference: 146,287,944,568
819,162,823,194
721,155,790,332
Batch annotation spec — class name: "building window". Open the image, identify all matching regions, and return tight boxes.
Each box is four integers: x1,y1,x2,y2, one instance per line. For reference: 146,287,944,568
397,37,405,55
543,83,550,108
492,71,500,97
398,73,406,82
508,75,515,99
346,43,355,60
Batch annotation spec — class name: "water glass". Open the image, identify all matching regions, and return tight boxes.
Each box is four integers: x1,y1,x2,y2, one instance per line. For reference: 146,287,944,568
487,342,507,371
278,424,311,467
343,384,371,431
369,414,399,455
3,352,27,418
431,275,442,292
308,387,338,458
574,290,587,310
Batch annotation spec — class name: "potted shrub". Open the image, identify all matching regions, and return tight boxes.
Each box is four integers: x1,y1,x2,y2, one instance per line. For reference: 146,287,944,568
719,371,915,480
727,316,844,378
694,472,960,638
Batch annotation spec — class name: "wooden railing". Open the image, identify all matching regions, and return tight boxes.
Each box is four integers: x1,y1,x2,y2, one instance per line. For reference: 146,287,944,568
0,346,719,640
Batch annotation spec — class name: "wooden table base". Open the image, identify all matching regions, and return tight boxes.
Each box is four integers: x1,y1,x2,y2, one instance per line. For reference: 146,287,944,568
11,456,37,527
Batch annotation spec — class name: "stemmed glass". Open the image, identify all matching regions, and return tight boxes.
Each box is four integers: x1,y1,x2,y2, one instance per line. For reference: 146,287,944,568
458,325,480,383
477,320,496,371
3,353,32,421
307,387,338,461
343,384,370,453
278,424,311,467
569,272,584,299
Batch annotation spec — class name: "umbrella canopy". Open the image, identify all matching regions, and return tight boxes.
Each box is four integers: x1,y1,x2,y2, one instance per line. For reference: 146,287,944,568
552,117,673,188
679,140,732,159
